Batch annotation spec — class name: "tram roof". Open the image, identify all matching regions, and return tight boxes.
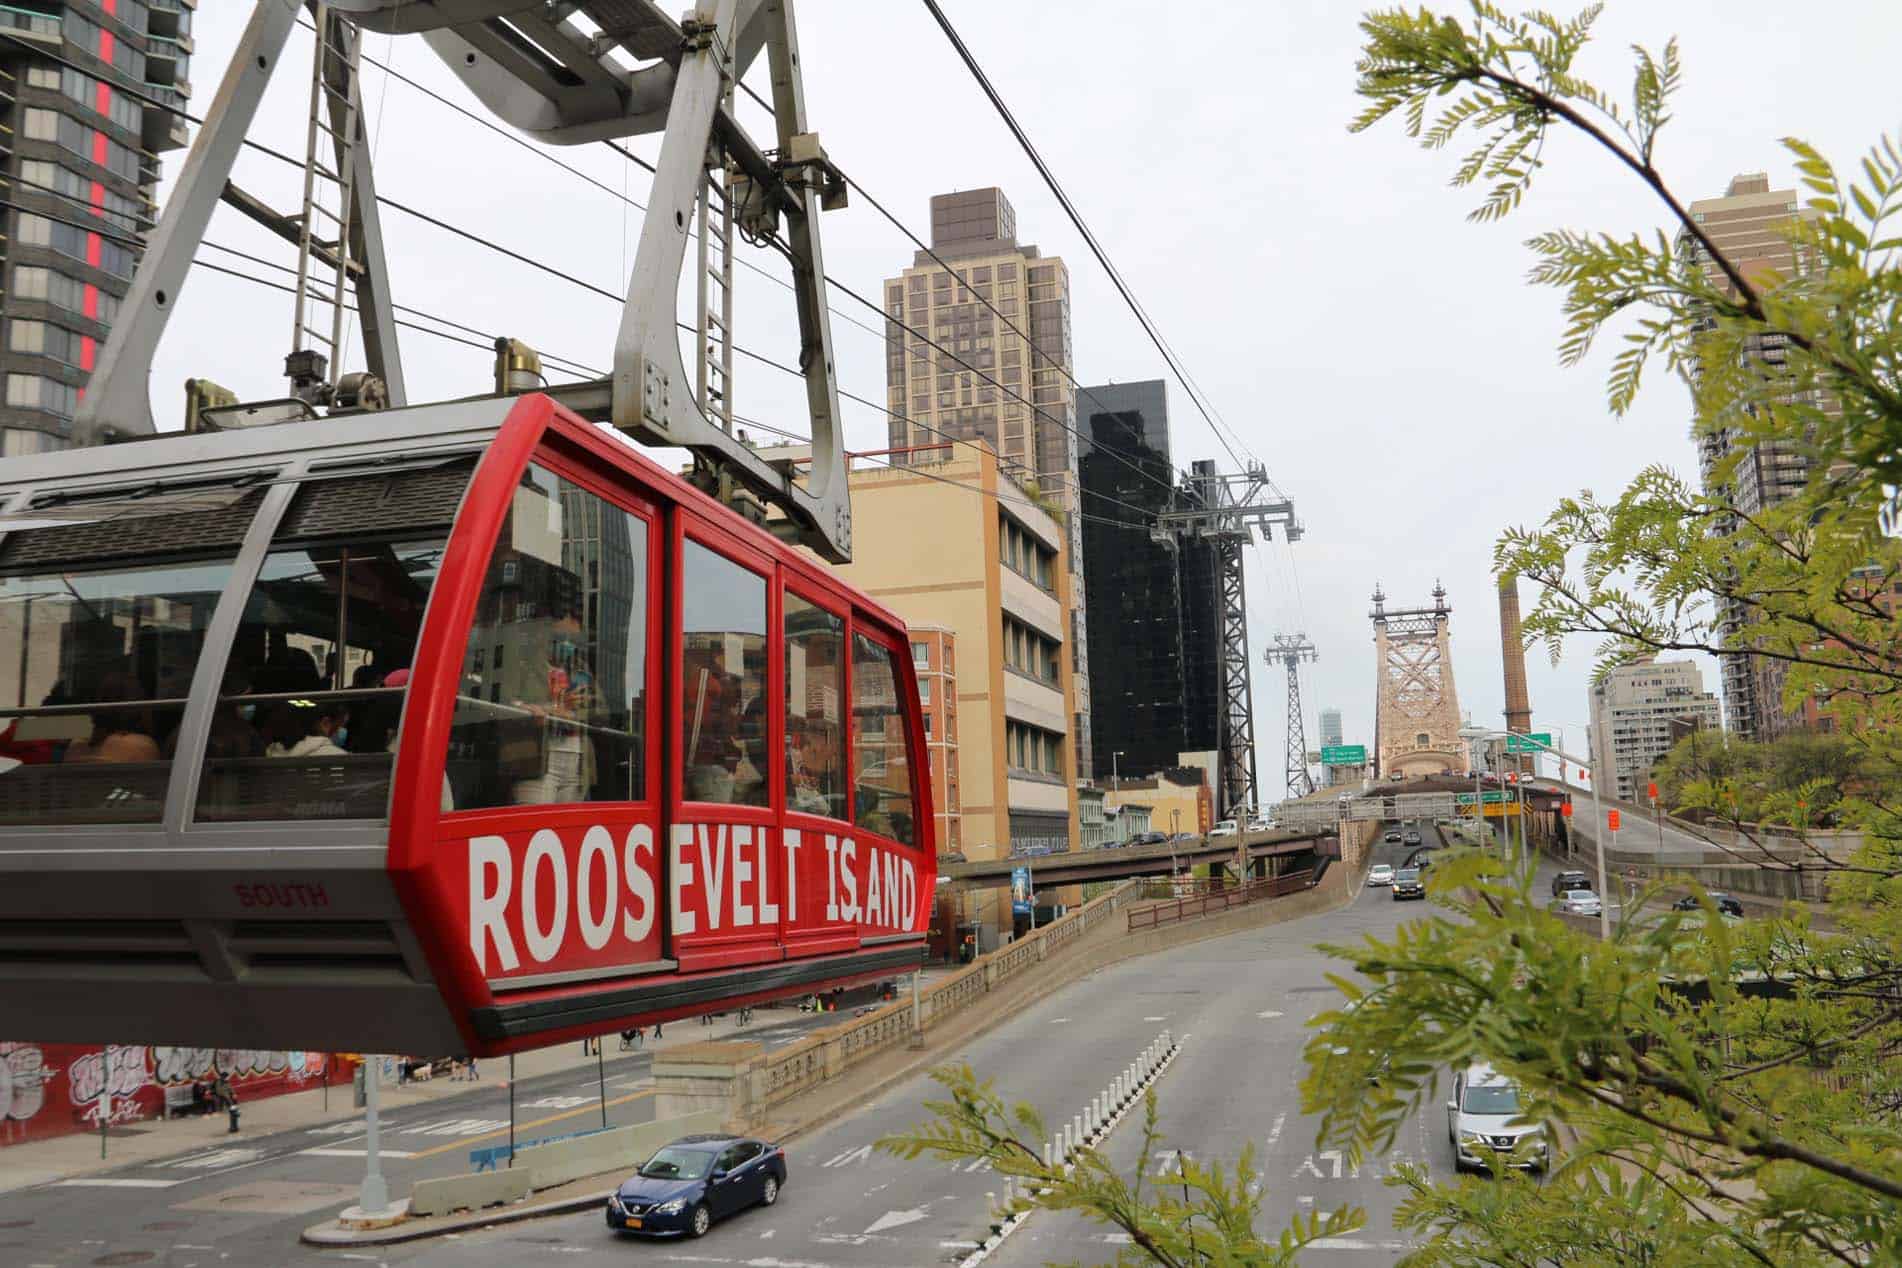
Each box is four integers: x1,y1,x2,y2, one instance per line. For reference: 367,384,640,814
0,394,902,631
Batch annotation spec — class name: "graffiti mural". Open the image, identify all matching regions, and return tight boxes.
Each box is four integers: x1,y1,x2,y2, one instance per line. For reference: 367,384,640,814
0,1041,334,1146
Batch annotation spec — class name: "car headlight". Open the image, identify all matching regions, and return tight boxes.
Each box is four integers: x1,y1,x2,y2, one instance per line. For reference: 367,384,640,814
607,1194,623,1212
653,1198,688,1215
1459,1130,1486,1144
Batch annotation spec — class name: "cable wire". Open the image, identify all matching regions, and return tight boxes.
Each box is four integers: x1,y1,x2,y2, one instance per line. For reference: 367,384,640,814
917,0,1258,470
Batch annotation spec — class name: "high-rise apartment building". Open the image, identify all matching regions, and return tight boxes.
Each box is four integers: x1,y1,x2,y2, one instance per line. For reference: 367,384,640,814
1680,173,1818,742
1587,658,1722,804
1318,708,1343,749
883,188,1091,779
1,1,194,453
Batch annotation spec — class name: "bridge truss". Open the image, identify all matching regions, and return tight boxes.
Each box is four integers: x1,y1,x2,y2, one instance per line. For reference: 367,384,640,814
1371,582,1466,779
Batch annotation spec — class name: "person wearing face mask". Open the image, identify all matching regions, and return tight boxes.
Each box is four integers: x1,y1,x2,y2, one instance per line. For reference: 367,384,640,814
265,700,349,759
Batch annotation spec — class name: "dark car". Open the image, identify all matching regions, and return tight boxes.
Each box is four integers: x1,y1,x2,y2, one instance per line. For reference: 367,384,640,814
1391,868,1425,900
1168,832,1198,843
1403,848,1436,871
1383,830,1403,844
1672,892,1745,918
606,1134,786,1239
1551,870,1592,898
1138,831,1167,846
1403,830,1422,846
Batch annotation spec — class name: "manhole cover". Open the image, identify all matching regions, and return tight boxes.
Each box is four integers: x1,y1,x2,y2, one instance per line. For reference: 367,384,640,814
142,1221,190,1232
92,1254,157,1267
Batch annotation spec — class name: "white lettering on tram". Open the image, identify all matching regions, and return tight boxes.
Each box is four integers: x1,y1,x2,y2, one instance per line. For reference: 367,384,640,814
467,823,918,977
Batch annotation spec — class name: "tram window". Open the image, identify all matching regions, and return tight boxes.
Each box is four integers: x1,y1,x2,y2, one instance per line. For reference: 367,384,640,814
679,538,767,807
0,559,232,824
784,592,845,820
448,466,648,809
851,633,915,845
195,539,447,822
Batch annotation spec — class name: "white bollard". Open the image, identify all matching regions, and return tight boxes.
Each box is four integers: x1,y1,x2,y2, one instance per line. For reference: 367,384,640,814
1073,1114,1084,1149
1091,1096,1101,1130
1042,1139,1053,1168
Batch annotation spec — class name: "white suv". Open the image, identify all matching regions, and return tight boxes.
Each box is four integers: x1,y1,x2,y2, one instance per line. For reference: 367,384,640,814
1366,863,1395,886
1209,819,1238,838
1446,1062,1549,1172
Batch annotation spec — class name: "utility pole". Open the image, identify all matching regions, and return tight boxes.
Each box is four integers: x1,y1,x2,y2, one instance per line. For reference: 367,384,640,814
1267,634,1319,798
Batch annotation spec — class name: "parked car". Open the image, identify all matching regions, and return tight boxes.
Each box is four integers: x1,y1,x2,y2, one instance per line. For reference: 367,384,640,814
1367,863,1395,887
607,1134,786,1238
1672,892,1745,918
1168,832,1198,844
1550,870,1591,898
1383,830,1403,844
1210,819,1238,839
1447,1062,1549,1172
1391,868,1425,900
1247,818,1272,833
1551,889,1602,917
1137,831,1167,846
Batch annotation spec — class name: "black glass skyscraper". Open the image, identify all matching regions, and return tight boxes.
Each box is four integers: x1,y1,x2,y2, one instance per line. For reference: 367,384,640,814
1078,381,1219,779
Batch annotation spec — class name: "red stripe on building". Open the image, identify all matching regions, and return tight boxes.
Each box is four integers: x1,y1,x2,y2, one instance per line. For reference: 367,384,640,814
99,30,115,66
91,130,108,169
90,180,106,219
84,284,100,321
87,233,102,269
96,81,112,120
80,336,97,373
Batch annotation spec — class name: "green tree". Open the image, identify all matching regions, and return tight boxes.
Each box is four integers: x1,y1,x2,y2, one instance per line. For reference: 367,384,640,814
881,5,1902,1262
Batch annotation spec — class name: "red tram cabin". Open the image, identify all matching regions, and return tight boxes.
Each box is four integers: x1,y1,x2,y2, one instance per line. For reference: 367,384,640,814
0,395,932,1056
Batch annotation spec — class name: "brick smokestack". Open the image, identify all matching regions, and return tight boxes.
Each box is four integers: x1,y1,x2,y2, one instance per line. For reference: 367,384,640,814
1499,573,1532,763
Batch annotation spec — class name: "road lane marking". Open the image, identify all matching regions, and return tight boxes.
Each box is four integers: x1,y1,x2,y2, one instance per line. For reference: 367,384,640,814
1049,1017,1070,1024
522,1096,593,1109
53,1178,181,1188
1310,1237,1413,1250
821,1144,873,1168
865,1208,929,1233
1143,1015,1167,1021
403,1089,655,1160
1257,1010,1284,1019
1267,1113,1287,1147
300,1148,418,1159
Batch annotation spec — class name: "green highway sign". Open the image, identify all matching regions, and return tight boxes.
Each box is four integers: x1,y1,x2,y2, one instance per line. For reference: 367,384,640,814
1320,744,1368,766
1505,732,1553,753
1455,791,1508,805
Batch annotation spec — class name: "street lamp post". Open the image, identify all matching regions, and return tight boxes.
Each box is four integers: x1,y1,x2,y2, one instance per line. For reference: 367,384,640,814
1461,726,1609,940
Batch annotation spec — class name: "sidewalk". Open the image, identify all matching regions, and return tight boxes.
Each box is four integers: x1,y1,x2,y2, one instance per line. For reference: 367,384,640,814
0,971,960,1196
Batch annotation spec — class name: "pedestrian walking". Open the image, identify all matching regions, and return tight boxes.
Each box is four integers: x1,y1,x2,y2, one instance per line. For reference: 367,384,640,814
211,1070,239,1134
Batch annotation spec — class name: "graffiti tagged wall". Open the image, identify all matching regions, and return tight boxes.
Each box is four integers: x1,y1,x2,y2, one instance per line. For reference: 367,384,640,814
1,1043,334,1145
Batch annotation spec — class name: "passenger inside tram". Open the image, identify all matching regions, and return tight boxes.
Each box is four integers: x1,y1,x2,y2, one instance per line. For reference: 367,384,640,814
262,698,349,760
62,672,161,765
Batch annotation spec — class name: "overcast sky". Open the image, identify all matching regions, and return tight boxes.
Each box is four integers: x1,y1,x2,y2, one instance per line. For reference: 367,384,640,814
156,2,1900,793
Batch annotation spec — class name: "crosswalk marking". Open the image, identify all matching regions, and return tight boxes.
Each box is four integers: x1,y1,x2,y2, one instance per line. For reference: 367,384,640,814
821,1144,873,1168
300,1148,417,1159
52,1178,181,1188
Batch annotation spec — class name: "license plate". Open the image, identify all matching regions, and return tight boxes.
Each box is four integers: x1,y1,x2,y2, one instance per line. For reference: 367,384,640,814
627,1217,642,1229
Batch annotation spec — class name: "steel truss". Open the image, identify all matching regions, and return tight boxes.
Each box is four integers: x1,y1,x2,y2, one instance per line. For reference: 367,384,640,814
74,0,855,561
1268,633,1318,798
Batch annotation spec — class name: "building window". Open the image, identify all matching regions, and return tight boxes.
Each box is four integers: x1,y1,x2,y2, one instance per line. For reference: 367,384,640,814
911,640,929,668
4,373,80,420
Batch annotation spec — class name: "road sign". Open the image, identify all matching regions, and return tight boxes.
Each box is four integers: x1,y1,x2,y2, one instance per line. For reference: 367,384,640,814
1454,791,1507,805
1505,732,1552,753
1647,781,1658,803
1607,809,1621,832
1320,744,1367,766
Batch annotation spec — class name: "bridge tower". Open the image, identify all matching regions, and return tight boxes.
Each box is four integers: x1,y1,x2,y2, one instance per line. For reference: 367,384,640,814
1371,582,1466,779
1267,634,1319,798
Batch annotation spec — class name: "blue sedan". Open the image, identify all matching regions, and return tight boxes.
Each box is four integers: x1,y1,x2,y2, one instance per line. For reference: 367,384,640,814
605,1134,787,1239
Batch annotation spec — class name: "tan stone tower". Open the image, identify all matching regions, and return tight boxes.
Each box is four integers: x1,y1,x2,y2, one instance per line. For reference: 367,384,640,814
1498,573,1533,769
1372,582,1466,779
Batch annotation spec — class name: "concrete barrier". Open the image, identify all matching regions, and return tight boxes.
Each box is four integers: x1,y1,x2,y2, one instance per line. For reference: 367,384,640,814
408,1166,533,1217
516,1110,725,1190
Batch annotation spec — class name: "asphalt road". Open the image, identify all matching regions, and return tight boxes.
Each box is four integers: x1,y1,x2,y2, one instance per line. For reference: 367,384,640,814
0,1009,839,1268
0,824,1558,1267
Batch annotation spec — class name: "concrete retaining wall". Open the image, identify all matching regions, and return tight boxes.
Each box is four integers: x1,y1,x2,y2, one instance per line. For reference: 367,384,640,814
663,860,1358,1136
404,1109,725,1217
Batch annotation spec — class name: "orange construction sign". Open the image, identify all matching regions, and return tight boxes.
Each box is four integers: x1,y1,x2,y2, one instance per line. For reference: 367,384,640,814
1607,809,1622,832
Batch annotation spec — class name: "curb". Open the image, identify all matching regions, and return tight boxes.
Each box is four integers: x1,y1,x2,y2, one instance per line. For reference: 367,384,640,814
303,1187,614,1247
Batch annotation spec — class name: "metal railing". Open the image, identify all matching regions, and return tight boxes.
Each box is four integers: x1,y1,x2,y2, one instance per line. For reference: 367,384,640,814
1126,871,1315,932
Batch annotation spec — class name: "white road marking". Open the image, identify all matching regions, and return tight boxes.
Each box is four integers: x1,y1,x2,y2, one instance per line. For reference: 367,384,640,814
300,1148,418,1159
822,1144,873,1168
308,1120,368,1136
1049,1017,1070,1024
1153,1149,1186,1177
167,1148,262,1169
52,1178,181,1188
1309,1237,1413,1250
399,1117,508,1137
865,1208,929,1234
522,1096,592,1109
1267,1113,1287,1147
1142,1015,1167,1022
1258,1009,1284,1019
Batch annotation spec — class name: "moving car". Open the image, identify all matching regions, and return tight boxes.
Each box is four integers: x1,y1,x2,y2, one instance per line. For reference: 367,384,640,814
1367,863,1395,886
1383,830,1403,844
1672,892,1745,918
1550,870,1592,898
1403,848,1436,871
1551,889,1602,917
1391,868,1425,900
607,1134,786,1238
1247,817,1273,833
1403,829,1422,846
1210,819,1238,839
1137,831,1168,846
1447,1063,1549,1172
